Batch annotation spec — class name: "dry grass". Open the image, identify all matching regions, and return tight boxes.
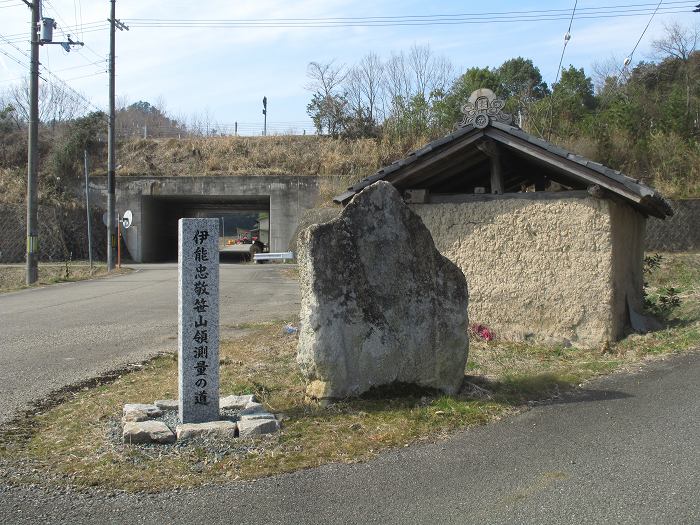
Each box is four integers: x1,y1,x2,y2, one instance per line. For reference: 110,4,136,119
114,136,417,180
0,263,127,293
0,254,697,492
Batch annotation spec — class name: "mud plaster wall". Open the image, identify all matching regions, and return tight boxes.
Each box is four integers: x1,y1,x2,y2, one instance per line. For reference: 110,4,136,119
610,200,646,339
412,194,645,347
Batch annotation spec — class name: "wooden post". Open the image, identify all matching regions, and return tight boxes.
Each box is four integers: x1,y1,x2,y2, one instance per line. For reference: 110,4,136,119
117,219,122,269
477,140,504,194
490,154,504,195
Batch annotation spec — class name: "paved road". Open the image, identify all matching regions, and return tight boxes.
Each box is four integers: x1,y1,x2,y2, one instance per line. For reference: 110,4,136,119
0,263,300,424
1,351,698,524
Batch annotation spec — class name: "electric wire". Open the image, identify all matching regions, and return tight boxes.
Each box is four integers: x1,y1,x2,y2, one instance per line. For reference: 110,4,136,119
123,3,695,28
547,1,578,140
1,2,694,40
41,0,106,70
0,30,106,118
626,0,664,65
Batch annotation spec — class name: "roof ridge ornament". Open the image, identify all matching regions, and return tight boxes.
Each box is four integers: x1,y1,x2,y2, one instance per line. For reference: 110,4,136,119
458,88,513,129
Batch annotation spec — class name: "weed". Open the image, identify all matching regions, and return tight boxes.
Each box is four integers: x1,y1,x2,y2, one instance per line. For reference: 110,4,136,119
643,253,683,320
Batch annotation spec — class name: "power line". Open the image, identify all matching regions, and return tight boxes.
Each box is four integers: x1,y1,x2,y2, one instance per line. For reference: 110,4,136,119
626,0,664,65
33,0,106,67
0,30,106,117
548,1,579,140
554,0,578,87
1,2,693,39
0,46,28,68
123,3,695,28
126,2,694,22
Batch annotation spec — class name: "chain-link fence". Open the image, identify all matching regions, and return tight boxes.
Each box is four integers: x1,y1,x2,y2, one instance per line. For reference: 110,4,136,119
0,203,107,263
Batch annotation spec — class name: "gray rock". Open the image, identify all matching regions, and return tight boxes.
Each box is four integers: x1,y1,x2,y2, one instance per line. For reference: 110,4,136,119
122,421,175,444
240,413,276,421
219,394,255,410
237,417,280,438
176,421,238,441
123,403,162,419
289,206,342,253
297,181,469,400
121,409,149,423
239,401,266,415
154,399,178,411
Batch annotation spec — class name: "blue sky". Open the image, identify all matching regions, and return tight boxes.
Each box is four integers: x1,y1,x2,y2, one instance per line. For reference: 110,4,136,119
1,1,697,135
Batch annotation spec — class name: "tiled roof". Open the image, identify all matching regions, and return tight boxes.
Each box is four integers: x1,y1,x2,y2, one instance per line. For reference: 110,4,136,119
334,121,673,219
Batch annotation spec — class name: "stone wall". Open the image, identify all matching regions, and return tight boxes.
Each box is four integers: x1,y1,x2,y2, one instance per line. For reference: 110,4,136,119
412,192,645,347
645,199,700,252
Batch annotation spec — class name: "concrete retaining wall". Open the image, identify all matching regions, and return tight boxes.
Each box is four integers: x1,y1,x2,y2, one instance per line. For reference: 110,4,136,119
645,199,700,252
412,192,645,347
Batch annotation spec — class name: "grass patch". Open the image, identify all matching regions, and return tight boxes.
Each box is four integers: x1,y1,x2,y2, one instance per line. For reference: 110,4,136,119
0,262,129,293
0,254,697,492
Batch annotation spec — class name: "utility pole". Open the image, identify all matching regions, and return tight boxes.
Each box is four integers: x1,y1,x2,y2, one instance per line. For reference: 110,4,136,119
23,0,83,284
84,150,93,270
25,0,40,284
107,0,128,271
262,96,267,136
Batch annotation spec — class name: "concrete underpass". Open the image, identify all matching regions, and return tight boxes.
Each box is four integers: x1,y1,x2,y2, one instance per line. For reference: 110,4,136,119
89,175,322,262
140,195,270,262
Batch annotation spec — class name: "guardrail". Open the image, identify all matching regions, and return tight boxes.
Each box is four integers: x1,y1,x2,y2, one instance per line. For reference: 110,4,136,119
254,251,295,262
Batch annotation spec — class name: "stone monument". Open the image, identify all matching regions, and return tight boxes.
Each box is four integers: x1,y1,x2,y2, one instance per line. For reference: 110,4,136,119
297,181,469,401
178,218,219,424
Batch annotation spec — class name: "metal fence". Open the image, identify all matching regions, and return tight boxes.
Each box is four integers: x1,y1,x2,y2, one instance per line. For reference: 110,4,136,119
0,203,107,263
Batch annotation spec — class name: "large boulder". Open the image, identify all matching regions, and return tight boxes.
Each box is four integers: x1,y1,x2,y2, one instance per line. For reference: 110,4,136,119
289,207,341,254
297,181,469,400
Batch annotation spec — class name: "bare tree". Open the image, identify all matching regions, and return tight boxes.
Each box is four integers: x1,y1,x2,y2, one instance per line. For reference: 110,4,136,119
356,52,384,123
344,66,364,119
383,51,411,108
343,53,384,125
305,61,349,136
591,56,623,93
407,44,454,98
305,61,347,99
652,22,699,62
652,23,699,117
7,79,84,125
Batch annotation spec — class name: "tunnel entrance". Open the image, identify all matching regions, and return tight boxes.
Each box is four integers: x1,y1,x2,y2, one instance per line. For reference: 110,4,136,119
140,195,270,262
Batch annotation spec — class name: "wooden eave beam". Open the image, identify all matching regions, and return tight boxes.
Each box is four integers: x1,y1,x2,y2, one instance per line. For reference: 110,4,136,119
386,131,485,188
401,151,484,188
485,127,645,206
405,150,488,190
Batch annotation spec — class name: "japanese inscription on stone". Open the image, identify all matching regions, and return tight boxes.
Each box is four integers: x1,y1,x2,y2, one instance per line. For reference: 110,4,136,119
178,218,219,424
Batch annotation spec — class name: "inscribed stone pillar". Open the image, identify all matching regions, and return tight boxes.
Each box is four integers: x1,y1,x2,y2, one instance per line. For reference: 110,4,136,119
178,218,220,424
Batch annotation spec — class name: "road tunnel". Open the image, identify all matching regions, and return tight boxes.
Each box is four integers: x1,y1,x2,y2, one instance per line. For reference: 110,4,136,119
140,195,270,262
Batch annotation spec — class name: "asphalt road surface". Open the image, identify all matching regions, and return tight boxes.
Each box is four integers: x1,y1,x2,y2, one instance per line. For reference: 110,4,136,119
0,263,300,424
